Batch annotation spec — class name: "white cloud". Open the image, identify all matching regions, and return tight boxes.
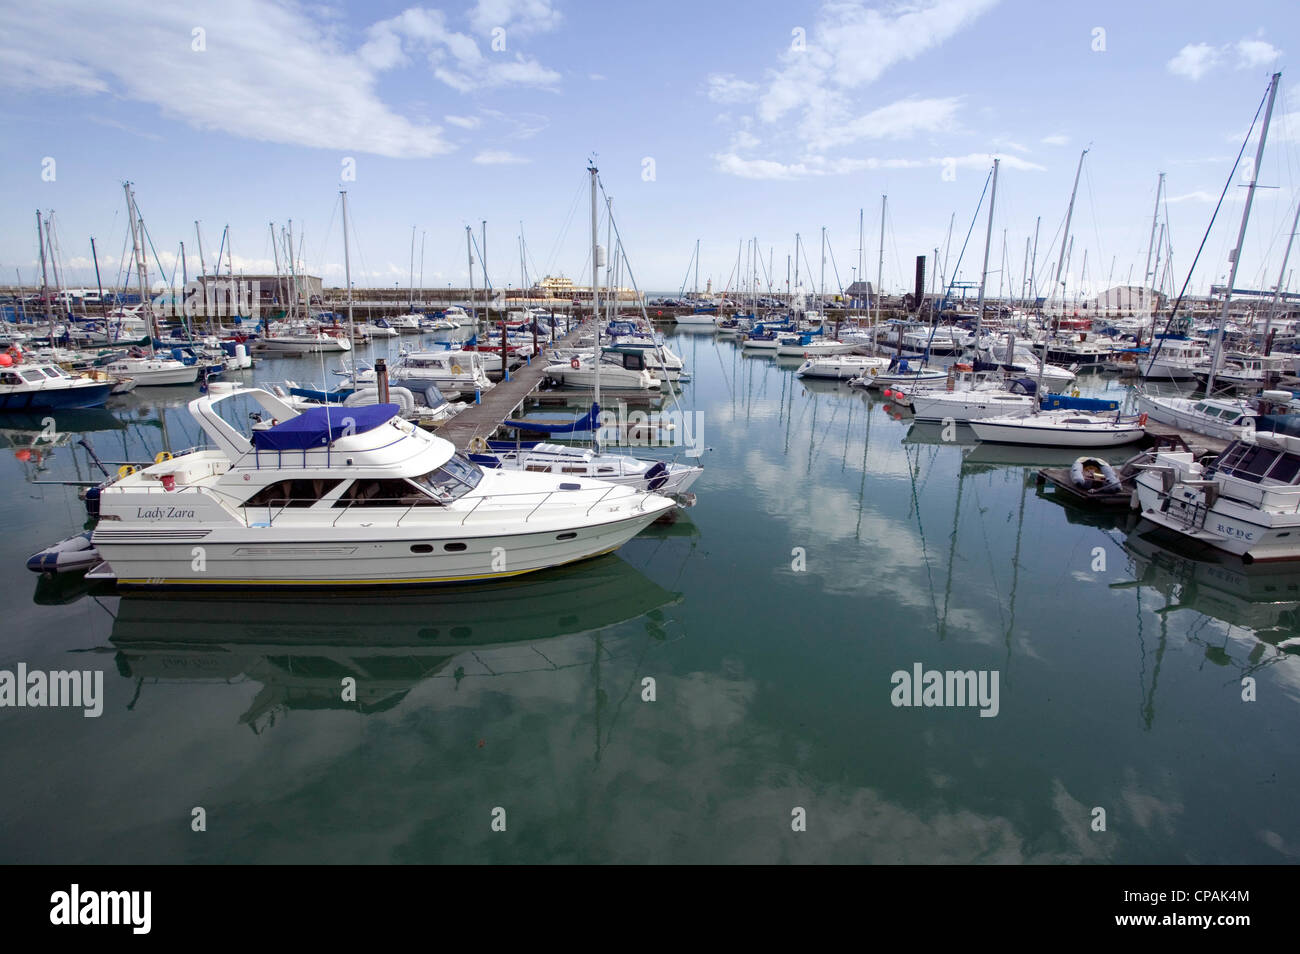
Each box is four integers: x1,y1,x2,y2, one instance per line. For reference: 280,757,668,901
1041,134,1069,146
729,130,761,151
1236,39,1281,69
589,73,606,81
474,149,530,164
714,151,1043,180
705,73,760,104
468,0,562,37
824,97,962,148
1166,190,1218,204
364,7,560,92
0,0,454,158
755,0,999,139
1167,42,1220,80
444,114,482,129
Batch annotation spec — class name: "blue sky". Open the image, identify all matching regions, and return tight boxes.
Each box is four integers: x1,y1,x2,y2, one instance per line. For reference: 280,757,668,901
1,0,1297,299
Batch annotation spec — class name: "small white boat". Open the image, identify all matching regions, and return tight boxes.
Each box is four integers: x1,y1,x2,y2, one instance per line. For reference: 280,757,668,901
1134,431,1300,561
103,354,201,387
544,352,661,391
472,443,703,496
391,350,494,393
796,354,890,380
969,409,1146,447
1134,392,1258,442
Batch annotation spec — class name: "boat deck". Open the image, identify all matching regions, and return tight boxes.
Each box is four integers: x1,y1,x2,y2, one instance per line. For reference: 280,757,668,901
433,325,585,450
1142,420,1229,455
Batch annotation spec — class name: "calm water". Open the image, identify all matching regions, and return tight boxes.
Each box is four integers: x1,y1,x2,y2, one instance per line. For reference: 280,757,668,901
2,330,1298,864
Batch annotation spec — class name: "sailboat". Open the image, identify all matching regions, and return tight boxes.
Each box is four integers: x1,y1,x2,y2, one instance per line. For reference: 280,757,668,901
103,184,200,386
968,151,1146,447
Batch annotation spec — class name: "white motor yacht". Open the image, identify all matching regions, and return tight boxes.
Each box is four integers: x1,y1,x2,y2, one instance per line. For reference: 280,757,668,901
87,385,675,587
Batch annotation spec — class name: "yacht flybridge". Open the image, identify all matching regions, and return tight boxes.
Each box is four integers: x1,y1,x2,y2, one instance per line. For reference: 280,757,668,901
87,384,676,588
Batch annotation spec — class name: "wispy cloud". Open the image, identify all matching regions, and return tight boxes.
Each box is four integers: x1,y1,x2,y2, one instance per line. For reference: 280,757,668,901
705,73,760,104
713,151,1043,180
473,149,530,164
1167,42,1220,80
444,114,482,129
468,0,562,38
1167,36,1283,80
0,0,458,158
1041,133,1069,147
362,7,560,93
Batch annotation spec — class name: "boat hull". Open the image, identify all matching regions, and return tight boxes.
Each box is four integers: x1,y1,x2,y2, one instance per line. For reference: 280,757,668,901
0,383,112,410
92,504,673,588
969,418,1146,447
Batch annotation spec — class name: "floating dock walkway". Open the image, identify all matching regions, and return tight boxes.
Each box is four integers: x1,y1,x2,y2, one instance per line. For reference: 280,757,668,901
435,325,584,450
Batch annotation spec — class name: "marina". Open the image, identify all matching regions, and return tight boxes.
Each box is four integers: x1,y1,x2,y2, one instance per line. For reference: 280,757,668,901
2,0,1298,890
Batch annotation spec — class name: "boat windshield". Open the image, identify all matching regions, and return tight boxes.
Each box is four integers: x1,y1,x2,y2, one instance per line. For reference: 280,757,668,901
410,453,483,500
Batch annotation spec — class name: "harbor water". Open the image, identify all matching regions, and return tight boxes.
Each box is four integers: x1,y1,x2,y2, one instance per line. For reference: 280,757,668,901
2,329,1298,863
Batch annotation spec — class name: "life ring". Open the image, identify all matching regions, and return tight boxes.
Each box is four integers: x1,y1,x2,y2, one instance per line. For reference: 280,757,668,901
468,436,489,453
451,363,464,376
570,357,581,370
1138,413,1148,427
117,465,137,478
954,363,972,372
154,451,173,464
1071,388,1080,398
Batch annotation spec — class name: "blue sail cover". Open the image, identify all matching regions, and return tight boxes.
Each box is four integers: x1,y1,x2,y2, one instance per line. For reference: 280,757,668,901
252,403,399,450
503,403,601,434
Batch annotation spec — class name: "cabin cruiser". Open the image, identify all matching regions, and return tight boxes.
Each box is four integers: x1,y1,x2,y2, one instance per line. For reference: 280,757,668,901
86,384,676,587
543,351,662,390
1140,336,1208,380
0,360,114,409
259,325,353,354
390,350,493,393
905,369,1038,423
1134,430,1300,562
103,350,201,387
848,356,947,390
1133,393,1259,442
969,340,1077,390
796,354,890,380
1192,351,1288,391
469,442,703,496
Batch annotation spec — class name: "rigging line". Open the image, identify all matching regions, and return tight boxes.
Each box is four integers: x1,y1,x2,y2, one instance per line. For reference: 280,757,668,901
543,172,587,279
1143,80,1270,376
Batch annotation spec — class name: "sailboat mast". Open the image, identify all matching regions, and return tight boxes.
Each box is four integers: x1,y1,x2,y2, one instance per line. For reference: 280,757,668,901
589,163,601,412
340,191,356,383
1143,173,1165,291
123,183,155,347
465,226,475,325
819,226,826,312
36,210,53,325
1036,149,1088,400
694,238,700,296
877,194,886,322
408,225,416,312
974,159,999,340
1207,71,1281,395
1262,197,1300,352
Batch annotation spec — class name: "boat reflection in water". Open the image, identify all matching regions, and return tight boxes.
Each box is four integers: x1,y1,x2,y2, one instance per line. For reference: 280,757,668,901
108,554,681,731
1116,526,1300,656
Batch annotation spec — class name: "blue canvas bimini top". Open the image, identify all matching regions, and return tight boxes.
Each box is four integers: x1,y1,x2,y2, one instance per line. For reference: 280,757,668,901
252,404,399,451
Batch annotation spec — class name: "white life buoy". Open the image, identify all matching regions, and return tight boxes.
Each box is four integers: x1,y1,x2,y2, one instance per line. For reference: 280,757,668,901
468,436,489,453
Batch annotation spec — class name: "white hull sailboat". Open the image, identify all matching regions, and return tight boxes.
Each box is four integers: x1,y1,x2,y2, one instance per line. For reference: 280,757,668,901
969,409,1146,446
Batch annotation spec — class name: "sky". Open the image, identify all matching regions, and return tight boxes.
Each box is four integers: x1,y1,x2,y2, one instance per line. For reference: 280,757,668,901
1,0,1298,301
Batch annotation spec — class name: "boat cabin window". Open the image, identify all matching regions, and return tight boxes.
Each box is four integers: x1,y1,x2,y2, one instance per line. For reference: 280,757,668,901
409,453,483,501
245,478,343,507
1216,441,1300,485
20,369,45,383
0,371,21,385
335,478,441,507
